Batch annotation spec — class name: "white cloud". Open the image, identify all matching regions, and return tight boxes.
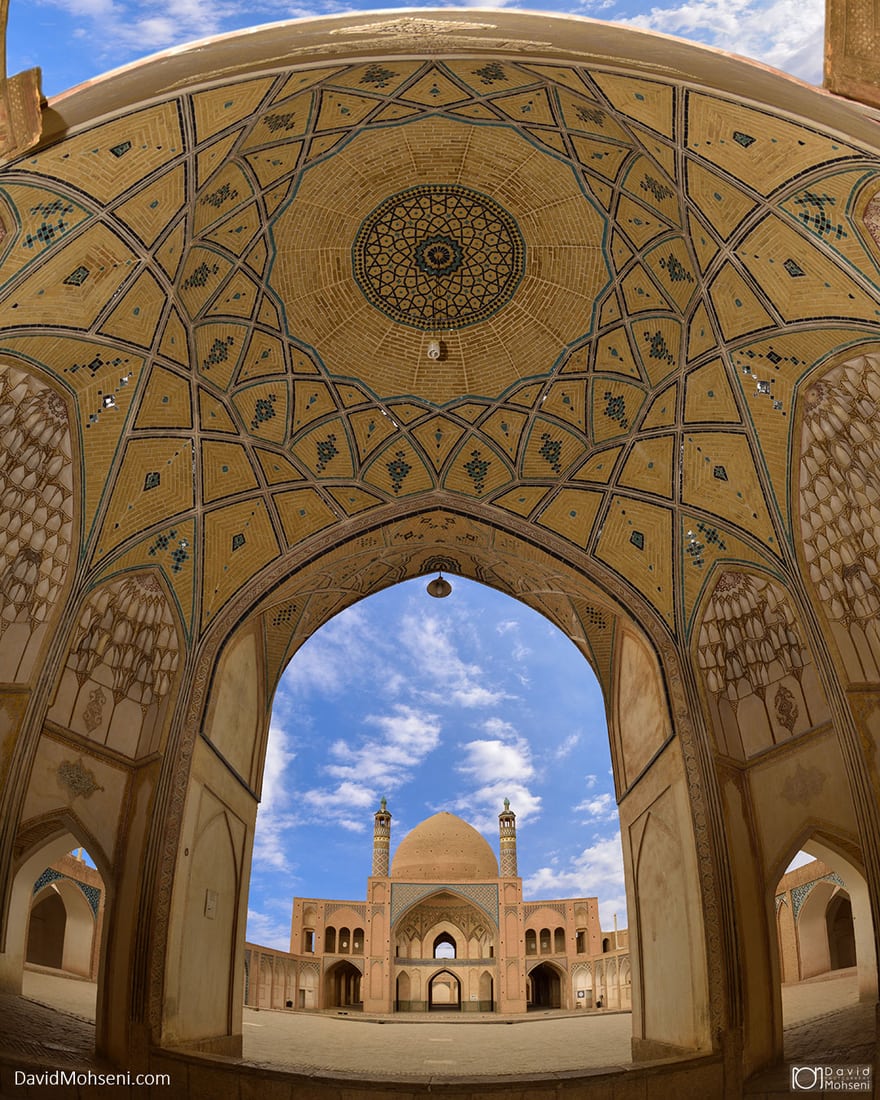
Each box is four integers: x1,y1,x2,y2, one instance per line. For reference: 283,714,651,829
554,732,581,760
449,718,543,831
401,612,508,708
524,832,627,927
460,738,535,783
261,722,295,811
447,780,543,834
278,604,385,701
303,779,376,810
495,618,531,662
296,704,442,828
324,706,442,784
480,716,518,739
247,907,291,952
252,722,298,871
584,773,599,788
618,0,824,84
574,791,617,822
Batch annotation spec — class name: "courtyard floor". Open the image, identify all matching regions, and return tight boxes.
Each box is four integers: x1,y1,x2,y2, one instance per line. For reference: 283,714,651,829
0,965,870,1083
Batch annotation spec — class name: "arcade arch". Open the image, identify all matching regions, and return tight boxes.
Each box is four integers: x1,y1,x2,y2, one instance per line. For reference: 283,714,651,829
0,10,879,1096
773,835,877,1001
528,961,566,1010
428,969,461,1011
27,875,95,976
324,960,362,1009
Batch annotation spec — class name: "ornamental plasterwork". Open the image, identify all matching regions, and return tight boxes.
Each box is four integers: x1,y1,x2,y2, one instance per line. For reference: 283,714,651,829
56,757,104,799
799,351,880,682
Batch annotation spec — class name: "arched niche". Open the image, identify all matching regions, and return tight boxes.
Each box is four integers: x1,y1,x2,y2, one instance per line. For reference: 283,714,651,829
427,968,460,1011
527,960,566,1009
797,879,842,978
47,570,182,762
324,959,362,1009
801,838,877,1002
694,568,831,761
163,802,245,1049
26,890,66,969
27,876,95,976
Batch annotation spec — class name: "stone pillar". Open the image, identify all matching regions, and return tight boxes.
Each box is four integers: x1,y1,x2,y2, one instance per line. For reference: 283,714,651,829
372,798,392,876
499,799,517,876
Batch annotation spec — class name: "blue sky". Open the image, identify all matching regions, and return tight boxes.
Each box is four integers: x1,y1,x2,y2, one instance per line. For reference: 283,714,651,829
248,578,624,949
10,0,824,100
10,0,820,950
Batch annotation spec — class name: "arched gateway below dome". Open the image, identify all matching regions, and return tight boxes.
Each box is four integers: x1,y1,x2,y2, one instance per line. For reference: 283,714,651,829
0,6,879,1097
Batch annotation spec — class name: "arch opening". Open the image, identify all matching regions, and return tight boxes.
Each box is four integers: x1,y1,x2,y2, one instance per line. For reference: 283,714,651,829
324,960,362,1010
3,830,107,1045
772,836,877,1068
528,962,565,1010
428,969,461,1012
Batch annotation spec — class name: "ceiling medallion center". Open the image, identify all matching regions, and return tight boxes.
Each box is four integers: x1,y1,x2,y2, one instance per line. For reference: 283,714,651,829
416,235,463,277
352,184,525,331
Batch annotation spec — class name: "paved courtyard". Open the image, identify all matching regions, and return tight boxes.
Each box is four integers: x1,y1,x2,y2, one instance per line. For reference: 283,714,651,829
0,967,871,1085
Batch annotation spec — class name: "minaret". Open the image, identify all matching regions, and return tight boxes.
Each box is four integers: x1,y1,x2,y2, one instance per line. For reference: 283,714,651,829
499,798,518,876
372,797,392,876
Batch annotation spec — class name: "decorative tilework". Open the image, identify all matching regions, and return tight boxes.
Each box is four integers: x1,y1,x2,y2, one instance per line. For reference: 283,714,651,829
352,184,525,330
387,451,411,494
64,266,90,286
538,434,563,474
4,44,880,699
604,391,629,430
390,882,499,926
792,873,845,920
148,528,191,574
463,449,491,493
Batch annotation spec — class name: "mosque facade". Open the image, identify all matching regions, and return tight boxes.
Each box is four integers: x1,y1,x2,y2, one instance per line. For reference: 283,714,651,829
246,802,631,1014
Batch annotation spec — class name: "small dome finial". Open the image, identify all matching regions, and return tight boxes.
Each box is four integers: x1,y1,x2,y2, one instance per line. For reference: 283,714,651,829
503,797,510,811
380,796,387,812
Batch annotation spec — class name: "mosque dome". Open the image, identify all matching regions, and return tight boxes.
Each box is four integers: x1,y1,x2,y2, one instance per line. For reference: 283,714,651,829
391,812,499,880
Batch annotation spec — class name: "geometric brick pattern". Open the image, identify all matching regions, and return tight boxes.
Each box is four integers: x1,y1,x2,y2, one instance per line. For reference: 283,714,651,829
391,882,499,926
1,46,879,672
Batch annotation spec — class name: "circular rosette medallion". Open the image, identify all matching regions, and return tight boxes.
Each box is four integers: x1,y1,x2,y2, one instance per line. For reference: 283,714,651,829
352,184,525,330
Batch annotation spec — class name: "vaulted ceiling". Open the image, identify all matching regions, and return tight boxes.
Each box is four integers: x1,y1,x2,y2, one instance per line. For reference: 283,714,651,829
3,12,880,684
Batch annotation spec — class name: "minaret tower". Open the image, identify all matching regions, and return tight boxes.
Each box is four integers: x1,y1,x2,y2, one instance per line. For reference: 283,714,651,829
499,798,518,876
372,797,392,876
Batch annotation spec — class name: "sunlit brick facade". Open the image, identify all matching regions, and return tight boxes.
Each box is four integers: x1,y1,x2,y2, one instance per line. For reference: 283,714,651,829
246,803,630,1014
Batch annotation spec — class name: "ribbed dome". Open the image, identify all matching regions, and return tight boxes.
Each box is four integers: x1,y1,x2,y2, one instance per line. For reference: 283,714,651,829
391,812,498,880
